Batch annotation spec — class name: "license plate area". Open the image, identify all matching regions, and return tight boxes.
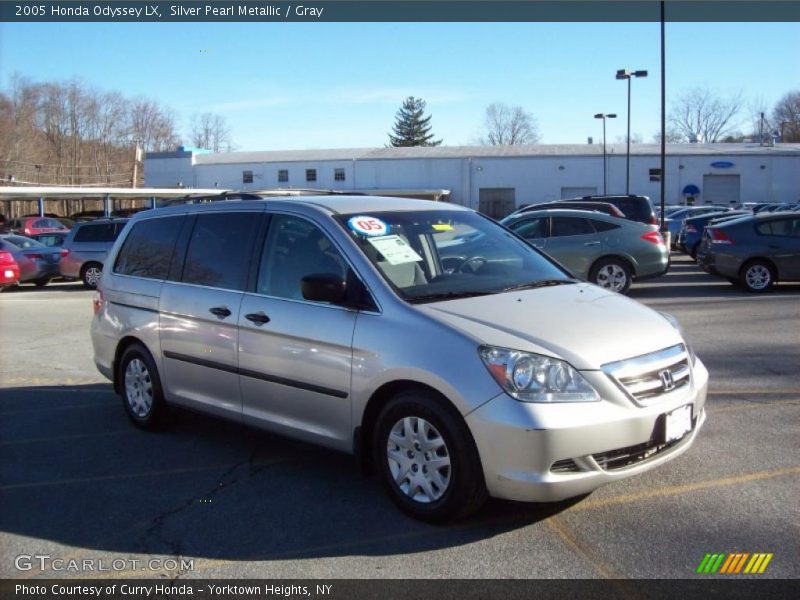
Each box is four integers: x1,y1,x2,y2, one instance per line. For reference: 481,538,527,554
660,404,693,444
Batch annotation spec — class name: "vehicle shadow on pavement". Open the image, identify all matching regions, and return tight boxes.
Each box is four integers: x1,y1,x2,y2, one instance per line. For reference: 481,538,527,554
0,384,580,564
1,282,87,293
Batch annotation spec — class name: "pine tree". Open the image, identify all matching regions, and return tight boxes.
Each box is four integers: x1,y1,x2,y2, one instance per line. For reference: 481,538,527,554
388,97,442,147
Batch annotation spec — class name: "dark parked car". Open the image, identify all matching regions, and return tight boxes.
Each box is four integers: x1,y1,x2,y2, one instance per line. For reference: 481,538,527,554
0,234,62,287
574,195,658,226
664,206,732,249
678,211,749,259
697,213,800,292
510,201,625,219
59,218,129,288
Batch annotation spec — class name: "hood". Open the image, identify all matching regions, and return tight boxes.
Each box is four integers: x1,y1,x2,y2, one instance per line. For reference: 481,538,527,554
416,283,683,370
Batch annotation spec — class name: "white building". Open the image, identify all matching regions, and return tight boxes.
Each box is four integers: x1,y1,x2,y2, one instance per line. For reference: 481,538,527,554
144,143,800,217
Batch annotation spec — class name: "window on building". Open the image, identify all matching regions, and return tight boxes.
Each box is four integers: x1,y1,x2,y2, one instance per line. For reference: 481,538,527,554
278,169,289,183
306,169,317,183
649,168,662,182
334,168,345,182
243,170,254,184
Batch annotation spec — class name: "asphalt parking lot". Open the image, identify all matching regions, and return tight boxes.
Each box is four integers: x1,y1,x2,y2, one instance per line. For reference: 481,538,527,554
1,255,798,580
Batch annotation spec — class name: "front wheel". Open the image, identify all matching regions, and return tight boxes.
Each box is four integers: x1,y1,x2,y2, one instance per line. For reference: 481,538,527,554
589,258,632,294
118,343,168,430
739,260,775,293
374,390,487,522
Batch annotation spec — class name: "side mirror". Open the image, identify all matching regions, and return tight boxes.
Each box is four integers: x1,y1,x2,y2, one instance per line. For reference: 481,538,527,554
301,273,347,304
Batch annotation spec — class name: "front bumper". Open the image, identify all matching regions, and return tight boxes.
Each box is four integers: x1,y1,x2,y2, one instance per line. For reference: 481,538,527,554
466,357,708,503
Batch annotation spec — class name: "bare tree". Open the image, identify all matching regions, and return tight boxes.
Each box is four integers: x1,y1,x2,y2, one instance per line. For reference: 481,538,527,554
190,112,235,152
128,98,180,152
772,90,800,142
653,130,685,144
478,103,540,145
668,87,744,142
615,133,643,144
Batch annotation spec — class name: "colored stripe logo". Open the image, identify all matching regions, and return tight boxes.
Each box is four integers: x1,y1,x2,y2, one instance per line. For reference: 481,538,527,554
696,553,773,574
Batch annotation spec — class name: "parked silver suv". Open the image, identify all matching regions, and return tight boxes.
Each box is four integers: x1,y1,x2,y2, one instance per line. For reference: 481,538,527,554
91,196,708,521
59,218,128,288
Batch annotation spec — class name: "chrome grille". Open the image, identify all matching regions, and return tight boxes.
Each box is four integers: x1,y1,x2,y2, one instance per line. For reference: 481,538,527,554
603,344,691,405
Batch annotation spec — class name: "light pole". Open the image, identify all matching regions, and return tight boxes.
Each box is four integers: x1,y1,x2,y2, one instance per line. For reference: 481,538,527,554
594,113,616,195
616,68,648,194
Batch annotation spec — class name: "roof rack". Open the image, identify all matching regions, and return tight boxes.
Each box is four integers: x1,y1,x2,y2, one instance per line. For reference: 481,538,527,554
160,188,363,207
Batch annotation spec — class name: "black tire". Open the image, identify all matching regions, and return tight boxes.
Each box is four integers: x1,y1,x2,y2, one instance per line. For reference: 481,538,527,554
118,343,168,430
373,389,487,522
81,262,103,289
589,257,633,294
738,259,775,293
32,277,50,287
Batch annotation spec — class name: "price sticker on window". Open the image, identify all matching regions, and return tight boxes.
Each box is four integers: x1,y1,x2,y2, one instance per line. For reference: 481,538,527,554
367,235,423,265
348,216,389,237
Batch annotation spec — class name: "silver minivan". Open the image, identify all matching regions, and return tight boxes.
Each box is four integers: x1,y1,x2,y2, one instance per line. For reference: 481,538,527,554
91,195,708,521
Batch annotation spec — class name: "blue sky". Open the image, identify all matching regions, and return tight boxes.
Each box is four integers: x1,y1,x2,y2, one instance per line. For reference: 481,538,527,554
1,21,797,150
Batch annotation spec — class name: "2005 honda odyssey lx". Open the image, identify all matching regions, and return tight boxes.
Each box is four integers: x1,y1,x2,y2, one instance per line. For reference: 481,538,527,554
91,195,707,521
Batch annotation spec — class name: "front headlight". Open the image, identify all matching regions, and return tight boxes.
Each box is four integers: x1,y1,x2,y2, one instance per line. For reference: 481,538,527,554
660,311,697,365
479,346,600,403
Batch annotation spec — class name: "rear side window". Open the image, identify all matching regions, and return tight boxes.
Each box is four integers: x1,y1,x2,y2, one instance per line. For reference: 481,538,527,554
74,223,120,243
590,219,621,233
114,217,184,280
551,217,594,237
181,212,261,290
756,219,799,237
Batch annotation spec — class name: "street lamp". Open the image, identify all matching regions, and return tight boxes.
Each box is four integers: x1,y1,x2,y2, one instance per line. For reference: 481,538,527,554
594,113,617,195
616,68,648,194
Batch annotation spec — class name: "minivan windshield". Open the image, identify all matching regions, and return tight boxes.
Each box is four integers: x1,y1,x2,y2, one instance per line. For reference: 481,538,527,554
336,210,573,303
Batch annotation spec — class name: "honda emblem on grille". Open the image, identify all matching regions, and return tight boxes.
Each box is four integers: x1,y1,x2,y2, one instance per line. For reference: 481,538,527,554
659,369,675,392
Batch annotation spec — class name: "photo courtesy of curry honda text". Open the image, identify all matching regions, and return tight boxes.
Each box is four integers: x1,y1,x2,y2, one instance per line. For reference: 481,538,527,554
91,194,708,522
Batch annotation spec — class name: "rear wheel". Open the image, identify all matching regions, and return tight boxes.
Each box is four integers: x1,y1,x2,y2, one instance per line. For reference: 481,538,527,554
118,343,168,430
374,389,487,522
81,262,103,289
739,260,775,293
589,257,632,294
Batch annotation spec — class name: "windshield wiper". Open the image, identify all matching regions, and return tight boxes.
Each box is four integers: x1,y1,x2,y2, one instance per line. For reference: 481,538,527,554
501,279,578,292
408,290,496,304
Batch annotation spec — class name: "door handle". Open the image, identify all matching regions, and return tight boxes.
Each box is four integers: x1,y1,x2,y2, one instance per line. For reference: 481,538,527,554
584,241,600,246
209,306,232,318
245,311,271,325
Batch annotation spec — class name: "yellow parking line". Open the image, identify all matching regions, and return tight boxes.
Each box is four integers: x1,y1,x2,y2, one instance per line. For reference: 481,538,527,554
571,465,800,512
546,517,622,580
0,430,136,446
